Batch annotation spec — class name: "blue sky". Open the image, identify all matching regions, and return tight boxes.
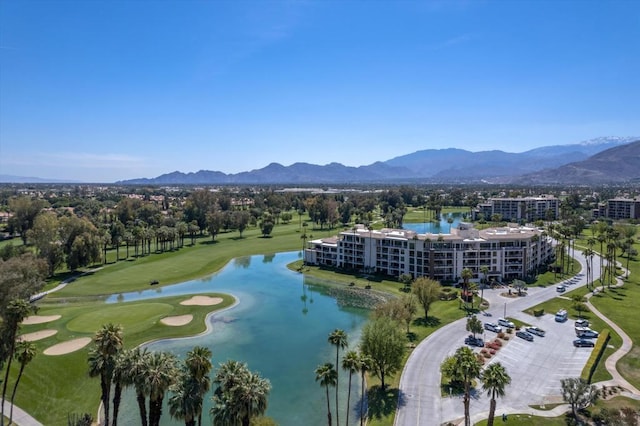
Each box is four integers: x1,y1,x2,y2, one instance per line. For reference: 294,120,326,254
1,0,639,182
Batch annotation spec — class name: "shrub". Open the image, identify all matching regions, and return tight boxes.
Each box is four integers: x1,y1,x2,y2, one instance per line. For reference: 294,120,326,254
581,329,611,383
493,339,503,347
503,335,510,341
533,309,544,317
483,352,491,358
489,349,496,355
497,332,505,339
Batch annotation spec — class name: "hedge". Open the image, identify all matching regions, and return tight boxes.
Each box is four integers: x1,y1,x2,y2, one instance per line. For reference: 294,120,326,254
581,328,610,383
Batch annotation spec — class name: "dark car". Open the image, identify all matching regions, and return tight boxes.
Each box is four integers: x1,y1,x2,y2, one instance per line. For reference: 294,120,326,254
516,330,534,341
464,335,484,347
526,326,545,337
573,339,595,348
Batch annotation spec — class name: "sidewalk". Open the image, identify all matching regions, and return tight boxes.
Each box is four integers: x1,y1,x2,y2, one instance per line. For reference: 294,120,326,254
1,400,43,426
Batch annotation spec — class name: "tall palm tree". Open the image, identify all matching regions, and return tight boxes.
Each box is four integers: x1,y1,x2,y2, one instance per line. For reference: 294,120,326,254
0,298,33,425
481,362,511,426
480,265,490,302
328,329,348,426
120,347,151,426
441,347,481,426
8,340,36,425
169,372,200,426
359,355,372,426
461,268,473,310
185,346,212,426
315,363,337,426
341,350,360,426
145,351,178,426
582,248,593,291
88,348,115,426
111,351,129,426
91,323,123,426
236,371,271,426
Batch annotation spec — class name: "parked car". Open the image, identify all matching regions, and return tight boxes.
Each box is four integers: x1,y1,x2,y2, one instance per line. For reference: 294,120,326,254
575,319,589,328
464,335,484,347
484,322,503,333
497,318,515,328
575,328,599,338
556,285,566,293
573,339,595,348
516,330,534,341
555,309,568,322
526,326,545,337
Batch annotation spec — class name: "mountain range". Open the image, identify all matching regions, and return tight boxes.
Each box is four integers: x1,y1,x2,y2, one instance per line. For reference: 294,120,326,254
117,137,640,185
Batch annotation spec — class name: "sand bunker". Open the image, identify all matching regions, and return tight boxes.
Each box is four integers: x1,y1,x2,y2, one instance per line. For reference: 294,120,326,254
19,329,58,342
160,314,193,326
180,296,223,306
23,315,62,325
44,337,92,356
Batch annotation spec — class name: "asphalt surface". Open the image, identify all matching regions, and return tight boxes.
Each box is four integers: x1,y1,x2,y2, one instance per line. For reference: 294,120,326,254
395,250,601,426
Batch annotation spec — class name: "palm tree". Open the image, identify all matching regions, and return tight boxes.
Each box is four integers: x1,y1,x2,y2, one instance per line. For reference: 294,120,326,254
145,351,178,426
8,340,36,425
461,268,473,310
111,351,128,426
328,329,348,426
315,363,337,426
480,265,490,303
169,372,200,426
185,346,212,426
481,362,511,426
91,323,123,426
342,350,360,426
358,355,372,426
0,298,33,425
441,347,481,426
236,371,271,426
120,347,151,426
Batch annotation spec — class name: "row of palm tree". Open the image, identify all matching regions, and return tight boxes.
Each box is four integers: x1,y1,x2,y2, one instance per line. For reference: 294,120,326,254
316,329,373,426
87,324,214,426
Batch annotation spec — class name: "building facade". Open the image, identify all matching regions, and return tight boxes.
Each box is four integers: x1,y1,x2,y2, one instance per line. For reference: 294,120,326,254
594,197,640,220
473,196,559,223
304,223,554,283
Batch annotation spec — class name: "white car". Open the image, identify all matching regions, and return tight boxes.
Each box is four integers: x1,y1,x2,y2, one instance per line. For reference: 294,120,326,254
526,326,545,337
484,322,503,333
575,327,599,338
497,318,515,328
556,285,566,293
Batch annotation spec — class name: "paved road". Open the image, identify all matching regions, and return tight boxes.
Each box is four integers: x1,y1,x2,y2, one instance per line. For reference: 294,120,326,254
395,251,599,426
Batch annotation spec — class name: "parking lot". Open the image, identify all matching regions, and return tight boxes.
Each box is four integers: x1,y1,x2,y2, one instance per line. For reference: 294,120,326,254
477,311,594,407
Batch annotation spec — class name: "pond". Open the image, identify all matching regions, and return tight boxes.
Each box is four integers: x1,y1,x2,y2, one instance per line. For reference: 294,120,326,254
116,251,370,426
402,212,466,234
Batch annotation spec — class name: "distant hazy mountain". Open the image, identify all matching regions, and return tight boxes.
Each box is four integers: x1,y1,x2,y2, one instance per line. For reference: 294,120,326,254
515,140,640,184
0,174,79,184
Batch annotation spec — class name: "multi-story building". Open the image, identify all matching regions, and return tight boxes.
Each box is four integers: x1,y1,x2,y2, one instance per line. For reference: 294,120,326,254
473,196,559,223
304,223,554,283
595,197,640,220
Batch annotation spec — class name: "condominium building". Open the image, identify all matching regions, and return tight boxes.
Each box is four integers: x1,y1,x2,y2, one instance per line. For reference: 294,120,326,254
473,196,559,223
304,223,554,283
595,197,640,220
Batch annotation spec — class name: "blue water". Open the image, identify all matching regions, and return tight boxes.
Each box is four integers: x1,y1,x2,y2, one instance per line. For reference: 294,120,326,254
117,251,369,426
403,212,465,234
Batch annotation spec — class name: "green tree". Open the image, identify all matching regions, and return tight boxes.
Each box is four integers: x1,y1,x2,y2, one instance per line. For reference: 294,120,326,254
27,212,64,276
211,360,271,426
7,196,48,244
315,363,337,426
411,277,441,320
146,352,178,426
328,329,348,426
88,323,123,426
184,346,212,426
440,346,481,426
120,347,151,426
0,299,33,425
461,268,474,309
561,377,599,420
466,315,483,338
360,317,405,389
0,254,47,316
8,340,37,425
481,362,511,426
358,354,372,426
341,350,360,426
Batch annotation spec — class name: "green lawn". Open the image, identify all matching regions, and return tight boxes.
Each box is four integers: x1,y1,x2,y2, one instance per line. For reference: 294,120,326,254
10,293,233,424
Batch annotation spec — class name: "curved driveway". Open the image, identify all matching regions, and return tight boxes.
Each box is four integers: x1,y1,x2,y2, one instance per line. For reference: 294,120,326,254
395,251,599,426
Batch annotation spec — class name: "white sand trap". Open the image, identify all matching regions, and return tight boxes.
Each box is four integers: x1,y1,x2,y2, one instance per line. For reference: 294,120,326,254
19,329,58,342
23,315,62,325
44,337,92,356
160,314,193,326
180,296,223,306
